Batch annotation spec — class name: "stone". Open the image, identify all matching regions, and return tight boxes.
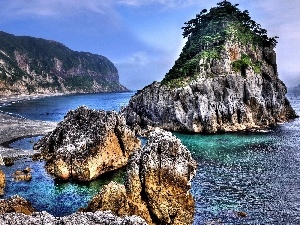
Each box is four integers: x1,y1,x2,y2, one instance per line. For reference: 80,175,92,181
85,129,197,225
0,170,5,196
0,210,148,225
0,195,35,215
23,167,31,173
12,170,32,181
3,158,14,166
34,106,141,181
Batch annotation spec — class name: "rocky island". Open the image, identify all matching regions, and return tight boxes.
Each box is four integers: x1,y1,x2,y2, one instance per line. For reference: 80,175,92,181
0,31,128,95
123,1,297,133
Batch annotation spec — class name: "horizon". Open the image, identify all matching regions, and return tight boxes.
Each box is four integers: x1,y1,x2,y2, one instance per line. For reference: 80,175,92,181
0,0,299,90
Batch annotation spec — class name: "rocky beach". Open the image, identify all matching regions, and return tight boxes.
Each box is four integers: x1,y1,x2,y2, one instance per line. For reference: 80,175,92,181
0,95,58,162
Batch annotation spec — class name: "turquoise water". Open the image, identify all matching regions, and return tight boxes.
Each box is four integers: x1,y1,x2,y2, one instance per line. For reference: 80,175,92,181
0,92,300,224
0,157,124,217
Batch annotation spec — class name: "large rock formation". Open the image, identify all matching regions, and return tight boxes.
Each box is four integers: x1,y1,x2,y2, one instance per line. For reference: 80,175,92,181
85,129,197,225
33,106,141,181
0,31,128,95
0,195,35,215
0,211,147,225
123,1,297,133
0,170,5,196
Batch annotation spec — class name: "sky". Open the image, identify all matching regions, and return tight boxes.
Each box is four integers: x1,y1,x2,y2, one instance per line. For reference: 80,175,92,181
0,0,299,90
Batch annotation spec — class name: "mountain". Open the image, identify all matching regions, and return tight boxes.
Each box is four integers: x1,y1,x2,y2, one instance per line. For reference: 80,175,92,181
123,1,297,133
0,31,128,95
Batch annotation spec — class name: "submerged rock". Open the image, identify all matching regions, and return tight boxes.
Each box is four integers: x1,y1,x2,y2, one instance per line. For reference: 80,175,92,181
0,170,5,196
34,106,141,181
0,195,35,215
85,129,197,225
12,169,32,181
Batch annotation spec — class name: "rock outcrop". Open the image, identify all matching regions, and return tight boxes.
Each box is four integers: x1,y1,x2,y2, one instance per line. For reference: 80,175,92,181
0,211,147,225
85,129,197,225
33,106,141,181
122,2,297,133
0,195,35,215
12,168,32,181
0,31,129,95
0,170,5,196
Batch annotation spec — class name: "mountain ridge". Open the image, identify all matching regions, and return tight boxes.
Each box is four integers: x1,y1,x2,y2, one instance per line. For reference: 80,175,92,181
0,31,128,95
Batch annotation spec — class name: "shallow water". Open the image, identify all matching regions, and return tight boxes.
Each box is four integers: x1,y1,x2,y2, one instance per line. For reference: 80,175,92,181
0,158,124,217
0,92,299,224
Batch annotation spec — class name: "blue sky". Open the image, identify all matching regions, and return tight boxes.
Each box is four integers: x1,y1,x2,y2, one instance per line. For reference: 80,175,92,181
0,0,299,90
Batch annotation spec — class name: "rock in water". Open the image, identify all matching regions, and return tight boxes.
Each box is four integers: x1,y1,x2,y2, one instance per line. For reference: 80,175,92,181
85,129,197,225
33,106,141,181
0,195,35,215
123,2,297,133
0,170,5,196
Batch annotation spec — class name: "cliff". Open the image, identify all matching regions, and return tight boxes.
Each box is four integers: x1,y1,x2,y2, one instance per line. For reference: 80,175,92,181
123,1,297,133
33,106,141,181
0,31,128,95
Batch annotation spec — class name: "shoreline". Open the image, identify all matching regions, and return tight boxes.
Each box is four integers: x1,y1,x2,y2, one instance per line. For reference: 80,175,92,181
0,94,58,164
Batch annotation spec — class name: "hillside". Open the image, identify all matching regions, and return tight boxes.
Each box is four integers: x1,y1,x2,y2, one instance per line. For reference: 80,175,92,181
123,1,296,133
0,31,128,95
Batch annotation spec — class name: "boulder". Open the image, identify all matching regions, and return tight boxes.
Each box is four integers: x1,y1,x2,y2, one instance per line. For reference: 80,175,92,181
34,106,141,181
0,170,5,196
12,170,32,181
0,195,35,215
85,129,197,225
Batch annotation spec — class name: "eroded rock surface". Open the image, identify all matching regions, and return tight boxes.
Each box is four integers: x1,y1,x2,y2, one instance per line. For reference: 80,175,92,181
123,31,297,133
0,211,147,225
85,129,197,225
34,106,141,181
0,195,35,215
0,170,5,196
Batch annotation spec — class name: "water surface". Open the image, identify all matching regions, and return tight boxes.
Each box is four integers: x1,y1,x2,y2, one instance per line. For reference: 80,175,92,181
0,92,299,224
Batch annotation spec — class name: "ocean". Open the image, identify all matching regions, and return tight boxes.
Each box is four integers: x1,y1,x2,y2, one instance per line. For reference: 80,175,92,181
0,92,299,224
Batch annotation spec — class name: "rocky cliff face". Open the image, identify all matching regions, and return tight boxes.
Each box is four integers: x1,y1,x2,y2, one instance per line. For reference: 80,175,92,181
123,1,297,133
85,129,197,225
33,106,141,181
0,31,128,95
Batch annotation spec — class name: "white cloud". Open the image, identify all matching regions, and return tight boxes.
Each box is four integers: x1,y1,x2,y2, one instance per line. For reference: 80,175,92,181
117,0,200,8
0,0,115,18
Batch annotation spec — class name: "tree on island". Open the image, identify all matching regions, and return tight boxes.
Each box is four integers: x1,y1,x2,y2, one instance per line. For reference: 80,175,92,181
163,0,278,83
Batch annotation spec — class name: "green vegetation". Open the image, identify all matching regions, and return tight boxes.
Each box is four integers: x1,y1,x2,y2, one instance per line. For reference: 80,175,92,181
0,31,123,93
162,0,277,86
232,54,261,77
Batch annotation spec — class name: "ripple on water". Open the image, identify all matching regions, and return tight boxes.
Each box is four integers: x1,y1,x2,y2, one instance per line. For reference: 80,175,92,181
0,157,125,217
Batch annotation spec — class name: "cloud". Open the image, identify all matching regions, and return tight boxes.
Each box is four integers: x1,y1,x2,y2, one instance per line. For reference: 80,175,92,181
0,0,115,18
117,0,200,8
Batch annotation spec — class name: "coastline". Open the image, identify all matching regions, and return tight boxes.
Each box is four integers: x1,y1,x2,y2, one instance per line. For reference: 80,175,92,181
0,94,59,164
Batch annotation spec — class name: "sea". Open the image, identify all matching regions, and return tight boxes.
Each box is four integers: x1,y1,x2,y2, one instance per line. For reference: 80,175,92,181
0,92,299,225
